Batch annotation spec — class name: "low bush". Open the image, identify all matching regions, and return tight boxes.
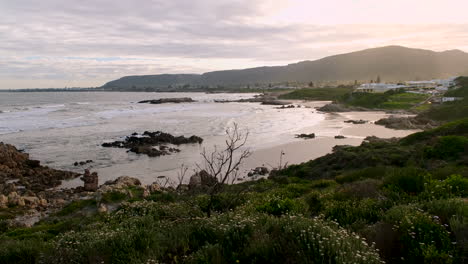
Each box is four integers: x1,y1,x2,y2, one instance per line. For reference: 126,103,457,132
385,205,455,264
424,136,468,160
383,167,428,194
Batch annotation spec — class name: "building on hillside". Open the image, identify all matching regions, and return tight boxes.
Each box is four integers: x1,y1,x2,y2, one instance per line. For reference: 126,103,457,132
442,97,463,103
432,77,457,88
405,81,437,89
354,83,407,93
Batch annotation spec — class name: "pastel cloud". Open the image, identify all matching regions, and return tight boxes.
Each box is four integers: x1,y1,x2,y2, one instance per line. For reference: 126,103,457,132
0,0,467,88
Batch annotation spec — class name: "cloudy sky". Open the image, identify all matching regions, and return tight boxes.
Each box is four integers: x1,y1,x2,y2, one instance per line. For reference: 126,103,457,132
1,0,468,89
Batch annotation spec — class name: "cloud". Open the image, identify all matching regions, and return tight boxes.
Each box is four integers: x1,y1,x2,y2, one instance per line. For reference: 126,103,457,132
0,0,468,88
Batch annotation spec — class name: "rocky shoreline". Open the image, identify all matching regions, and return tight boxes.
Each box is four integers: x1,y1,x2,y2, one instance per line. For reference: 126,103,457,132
375,116,440,130
102,131,203,157
138,97,195,104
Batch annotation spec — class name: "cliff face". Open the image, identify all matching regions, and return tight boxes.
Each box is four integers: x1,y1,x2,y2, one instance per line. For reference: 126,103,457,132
101,46,468,89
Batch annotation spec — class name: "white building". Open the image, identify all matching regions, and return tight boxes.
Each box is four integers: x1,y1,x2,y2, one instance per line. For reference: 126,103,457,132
405,81,437,89
354,83,407,93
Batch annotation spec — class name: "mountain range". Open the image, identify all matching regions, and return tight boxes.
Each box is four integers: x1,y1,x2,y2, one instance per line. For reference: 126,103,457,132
101,46,468,89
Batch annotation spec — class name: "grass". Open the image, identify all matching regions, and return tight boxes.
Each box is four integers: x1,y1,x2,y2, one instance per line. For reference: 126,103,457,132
278,86,354,100
338,89,429,110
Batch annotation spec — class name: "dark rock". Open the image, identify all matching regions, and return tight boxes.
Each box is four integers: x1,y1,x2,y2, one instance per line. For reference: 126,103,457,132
295,133,316,139
25,160,41,168
188,170,218,190
317,103,368,112
0,143,79,194
138,97,195,104
102,131,203,157
344,119,368,124
73,160,94,166
335,135,346,139
248,167,269,177
375,116,440,130
80,169,98,192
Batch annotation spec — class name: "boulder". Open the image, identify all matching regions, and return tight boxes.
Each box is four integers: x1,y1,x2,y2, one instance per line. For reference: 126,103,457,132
295,133,316,139
7,192,21,206
0,194,7,208
335,135,346,139
188,170,218,190
138,97,195,104
248,167,269,176
81,169,99,192
23,196,41,208
98,203,108,213
104,176,141,189
146,183,161,193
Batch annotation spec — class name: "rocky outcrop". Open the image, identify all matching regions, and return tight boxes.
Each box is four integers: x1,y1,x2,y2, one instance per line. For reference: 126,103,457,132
74,160,93,166
0,143,79,194
344,119,368,124
188,170,218,190
102,176,141,189
102,131,203,157
81,169,99,192
375,116,440,130
138,97,195,104
214,96,289,106
317,103,368,112
248,167,269,177
296,133,316,139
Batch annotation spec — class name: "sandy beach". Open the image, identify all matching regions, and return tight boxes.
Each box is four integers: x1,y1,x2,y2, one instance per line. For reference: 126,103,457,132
245,103,418,174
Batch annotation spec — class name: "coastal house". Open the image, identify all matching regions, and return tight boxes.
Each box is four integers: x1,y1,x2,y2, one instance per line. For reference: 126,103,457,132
405,81,437,89
442,97,463,102
354,83,407,93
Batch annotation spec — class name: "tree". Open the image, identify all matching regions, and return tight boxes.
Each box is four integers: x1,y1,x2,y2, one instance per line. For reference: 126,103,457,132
376,76,381,83
308,81,314,88
198,123,251,217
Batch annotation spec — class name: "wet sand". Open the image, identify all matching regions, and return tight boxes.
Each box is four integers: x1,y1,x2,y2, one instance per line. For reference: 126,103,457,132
244,101,419,175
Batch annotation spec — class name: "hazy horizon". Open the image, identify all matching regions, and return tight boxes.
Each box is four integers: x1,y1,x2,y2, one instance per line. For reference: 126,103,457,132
1,0,468,89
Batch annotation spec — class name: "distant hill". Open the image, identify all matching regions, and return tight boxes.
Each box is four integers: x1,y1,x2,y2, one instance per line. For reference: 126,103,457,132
101,46,468,89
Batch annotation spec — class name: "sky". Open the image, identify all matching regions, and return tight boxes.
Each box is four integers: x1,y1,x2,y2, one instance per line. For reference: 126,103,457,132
1,0,468,89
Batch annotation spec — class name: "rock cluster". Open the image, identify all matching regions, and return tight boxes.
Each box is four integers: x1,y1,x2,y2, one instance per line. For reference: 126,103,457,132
81,169,99,191
296,133,316,139
344,119,368,124
102,131,203,157
188,170,218,191
375,116,440,130
248,167,269,177
138,97,195,104
0,143,78,194
316,103,367,112
74,160,93,166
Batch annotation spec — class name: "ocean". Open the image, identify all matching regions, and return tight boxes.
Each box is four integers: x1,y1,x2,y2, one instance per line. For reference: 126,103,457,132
0,92,336,186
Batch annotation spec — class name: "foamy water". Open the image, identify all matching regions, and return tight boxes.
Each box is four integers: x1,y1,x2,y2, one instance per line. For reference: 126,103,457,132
0,92,418,186
0,92,332,185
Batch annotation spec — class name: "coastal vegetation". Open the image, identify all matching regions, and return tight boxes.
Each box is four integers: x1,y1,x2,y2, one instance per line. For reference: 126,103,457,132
1,118,467,263
278,86,354,101
1,77,467,263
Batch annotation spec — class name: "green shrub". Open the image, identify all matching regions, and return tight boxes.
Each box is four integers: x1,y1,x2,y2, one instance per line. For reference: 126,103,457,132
424,136,468,160
336,179,382,200
383,167,428,194
56,199,97,216
303,192,322,216
336,166,388,184
323,198,383,228
257,196,297,216
385,205,455,264
0,239,50,264
101,191,127,203
444,174,468,197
